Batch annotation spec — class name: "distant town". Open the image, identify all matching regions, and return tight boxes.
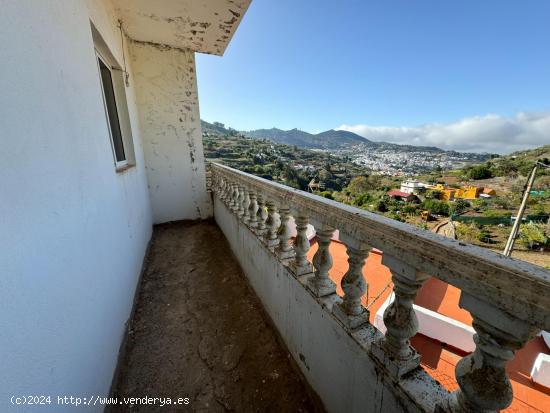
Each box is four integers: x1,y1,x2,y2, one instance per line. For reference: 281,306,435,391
202,119,550,268
337,144,489,175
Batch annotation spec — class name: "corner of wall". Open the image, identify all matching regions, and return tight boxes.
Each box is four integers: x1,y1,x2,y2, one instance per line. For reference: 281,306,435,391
128,40,212,223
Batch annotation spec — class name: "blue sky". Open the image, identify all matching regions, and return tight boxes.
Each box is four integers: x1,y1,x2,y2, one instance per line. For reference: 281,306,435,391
196,0,550,153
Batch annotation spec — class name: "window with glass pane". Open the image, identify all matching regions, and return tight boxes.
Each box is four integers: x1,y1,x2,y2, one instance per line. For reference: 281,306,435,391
98,57,126,163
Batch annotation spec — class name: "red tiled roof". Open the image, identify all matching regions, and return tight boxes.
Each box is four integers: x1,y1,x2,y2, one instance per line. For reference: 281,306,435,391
307,240,550,412
387,190,413,198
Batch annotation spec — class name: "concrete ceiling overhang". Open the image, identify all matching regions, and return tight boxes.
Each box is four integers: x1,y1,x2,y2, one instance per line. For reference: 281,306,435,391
112,0,251,56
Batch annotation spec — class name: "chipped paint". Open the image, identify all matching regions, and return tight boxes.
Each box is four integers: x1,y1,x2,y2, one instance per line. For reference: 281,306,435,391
129,40,212,223
112,0,251,56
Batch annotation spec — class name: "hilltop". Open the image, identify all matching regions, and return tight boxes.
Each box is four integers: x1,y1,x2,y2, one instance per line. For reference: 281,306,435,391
244,127,370,149
203,119,450,153
243,126,447,152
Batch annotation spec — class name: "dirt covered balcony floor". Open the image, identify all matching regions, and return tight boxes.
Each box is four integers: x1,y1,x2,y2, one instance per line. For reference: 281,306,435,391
110,221,323,412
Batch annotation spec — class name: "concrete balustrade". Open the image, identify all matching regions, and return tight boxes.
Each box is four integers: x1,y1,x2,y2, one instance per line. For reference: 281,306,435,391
209,162,550,413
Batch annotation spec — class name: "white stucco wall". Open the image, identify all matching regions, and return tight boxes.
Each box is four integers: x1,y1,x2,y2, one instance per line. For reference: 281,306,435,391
129,41,212,224
0,1,152,411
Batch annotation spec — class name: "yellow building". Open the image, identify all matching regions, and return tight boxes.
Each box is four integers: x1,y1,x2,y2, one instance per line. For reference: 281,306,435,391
428,184,486,201
440,189,456,201
430,184,446,191
427,184,455,201
455,186,482,200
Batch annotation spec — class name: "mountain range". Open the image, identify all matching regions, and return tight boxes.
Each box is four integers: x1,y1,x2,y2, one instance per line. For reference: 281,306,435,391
244,127,368,149
201,119,453,153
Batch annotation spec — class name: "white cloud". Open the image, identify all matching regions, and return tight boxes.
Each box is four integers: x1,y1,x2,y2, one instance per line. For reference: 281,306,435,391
336,112,550,154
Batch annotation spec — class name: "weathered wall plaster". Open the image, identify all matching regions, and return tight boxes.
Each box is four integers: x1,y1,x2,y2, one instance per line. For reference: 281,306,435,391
113,0,251,55
130,41,212,223
0,0,152,410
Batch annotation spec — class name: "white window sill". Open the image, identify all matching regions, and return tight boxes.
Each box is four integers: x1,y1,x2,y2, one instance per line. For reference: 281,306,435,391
115,163,134,173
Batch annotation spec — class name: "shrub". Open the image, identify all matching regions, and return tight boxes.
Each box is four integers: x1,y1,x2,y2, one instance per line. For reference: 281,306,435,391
456,223,481,244
492,197,511,210
454,199,471,214
319,191,334,200
532,203,547,216
472,198,488,212
482,210,511,218
376,198,388,213
467,165,493,180
425,189,441,200
346,175,381,194
519,223,548,250
476,229,492,243
385,211,405,222
352,193,374,206
402,205,420,216
421,199,450,216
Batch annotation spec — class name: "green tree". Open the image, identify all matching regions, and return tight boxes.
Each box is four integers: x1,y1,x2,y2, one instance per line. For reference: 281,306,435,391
402,205,420,216
376,198,389,213
425,189,442,200
466,164,493,180
346,175,381,194
494,158,517,176
421,199,450,216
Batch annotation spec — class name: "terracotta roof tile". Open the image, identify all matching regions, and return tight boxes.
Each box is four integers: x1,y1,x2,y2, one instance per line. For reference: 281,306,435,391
307,240,550,412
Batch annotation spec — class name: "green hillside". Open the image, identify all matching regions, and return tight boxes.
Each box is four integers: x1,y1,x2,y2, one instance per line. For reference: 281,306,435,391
487,145,550,177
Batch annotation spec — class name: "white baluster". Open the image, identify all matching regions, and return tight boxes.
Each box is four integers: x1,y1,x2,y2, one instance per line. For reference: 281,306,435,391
371,255,428,378
236,186,246,218
307,225,336,297
230,183,239,212
256,195,268,235
332,238,370,329
444,293,538,413
247,191,258,227
242,188,251,221
225,180,232,205
291,213,313,276
277,206,294,260
221,179,229,203
264,201,280,251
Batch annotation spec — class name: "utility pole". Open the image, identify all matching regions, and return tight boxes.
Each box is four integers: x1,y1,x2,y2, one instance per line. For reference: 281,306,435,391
503,160,549,257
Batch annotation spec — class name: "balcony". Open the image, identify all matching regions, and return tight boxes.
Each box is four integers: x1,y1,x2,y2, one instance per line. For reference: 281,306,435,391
109,163,550,413
197,163,549,413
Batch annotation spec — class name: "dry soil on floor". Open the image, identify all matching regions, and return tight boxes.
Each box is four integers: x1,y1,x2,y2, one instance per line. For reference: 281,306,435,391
109,221,323,413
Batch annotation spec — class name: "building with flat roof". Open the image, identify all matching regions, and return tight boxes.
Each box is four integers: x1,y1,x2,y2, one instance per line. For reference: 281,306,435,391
401,180,427,195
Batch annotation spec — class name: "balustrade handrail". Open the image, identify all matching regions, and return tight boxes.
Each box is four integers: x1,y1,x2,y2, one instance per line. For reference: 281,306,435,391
210,162,550,330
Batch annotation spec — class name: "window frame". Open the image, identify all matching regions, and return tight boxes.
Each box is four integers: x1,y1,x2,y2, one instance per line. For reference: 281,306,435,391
95,50,129,171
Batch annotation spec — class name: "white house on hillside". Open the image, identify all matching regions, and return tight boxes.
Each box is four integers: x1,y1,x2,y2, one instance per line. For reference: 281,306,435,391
400,180,427,195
